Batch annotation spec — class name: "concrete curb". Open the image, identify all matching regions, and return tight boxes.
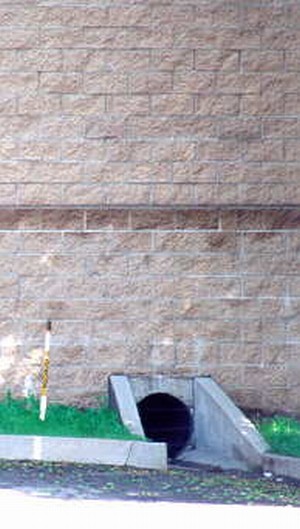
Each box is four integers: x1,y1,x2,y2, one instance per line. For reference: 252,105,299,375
263,453,300,481
0,435,168,471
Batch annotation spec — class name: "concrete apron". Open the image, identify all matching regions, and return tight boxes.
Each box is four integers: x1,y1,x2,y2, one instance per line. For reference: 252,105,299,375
109,373,300,482
109,375,269,472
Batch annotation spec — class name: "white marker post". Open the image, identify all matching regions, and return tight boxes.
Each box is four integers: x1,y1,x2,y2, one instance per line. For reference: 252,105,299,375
39,320,51,421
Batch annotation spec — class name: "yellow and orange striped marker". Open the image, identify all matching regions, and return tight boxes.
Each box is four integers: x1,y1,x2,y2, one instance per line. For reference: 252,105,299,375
39,320,52,421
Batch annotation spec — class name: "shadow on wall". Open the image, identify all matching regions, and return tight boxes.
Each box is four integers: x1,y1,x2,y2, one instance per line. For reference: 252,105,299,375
0,334,43,398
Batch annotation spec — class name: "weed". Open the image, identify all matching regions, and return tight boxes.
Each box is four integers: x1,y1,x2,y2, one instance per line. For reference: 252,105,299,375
257,415,300,457
0,395,143,441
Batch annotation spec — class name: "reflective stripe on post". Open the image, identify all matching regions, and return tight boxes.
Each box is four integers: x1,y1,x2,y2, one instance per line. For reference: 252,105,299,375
39,320,52,421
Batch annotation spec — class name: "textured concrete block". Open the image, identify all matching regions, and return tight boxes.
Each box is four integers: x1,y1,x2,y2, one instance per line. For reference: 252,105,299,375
0,1,295,205
0,0,297,410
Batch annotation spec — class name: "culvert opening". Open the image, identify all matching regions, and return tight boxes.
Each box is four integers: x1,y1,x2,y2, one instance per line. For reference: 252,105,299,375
137,392,192,459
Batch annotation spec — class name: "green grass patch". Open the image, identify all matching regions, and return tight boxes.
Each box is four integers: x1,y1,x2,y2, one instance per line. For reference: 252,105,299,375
0,394,143,440
257,415,300,458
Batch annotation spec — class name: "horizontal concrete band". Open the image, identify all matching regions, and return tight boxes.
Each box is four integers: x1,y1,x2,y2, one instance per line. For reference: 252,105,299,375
0,207,299,230
0,435,167,471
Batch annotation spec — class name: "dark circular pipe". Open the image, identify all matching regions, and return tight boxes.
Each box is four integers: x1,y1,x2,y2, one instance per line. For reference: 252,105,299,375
137,392,192,459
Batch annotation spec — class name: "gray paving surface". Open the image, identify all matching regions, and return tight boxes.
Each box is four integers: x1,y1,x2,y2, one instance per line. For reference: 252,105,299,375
0,460,300,506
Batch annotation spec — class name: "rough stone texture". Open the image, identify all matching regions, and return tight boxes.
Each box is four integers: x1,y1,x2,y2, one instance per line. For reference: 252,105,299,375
0,1,295,206
0,208,297,414
0,1,298,415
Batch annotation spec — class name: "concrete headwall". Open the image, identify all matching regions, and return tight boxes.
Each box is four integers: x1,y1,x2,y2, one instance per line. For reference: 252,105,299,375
0,1,298,413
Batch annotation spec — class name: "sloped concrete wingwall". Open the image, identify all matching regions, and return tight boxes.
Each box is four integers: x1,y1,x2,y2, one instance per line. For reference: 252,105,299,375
0,1,298,413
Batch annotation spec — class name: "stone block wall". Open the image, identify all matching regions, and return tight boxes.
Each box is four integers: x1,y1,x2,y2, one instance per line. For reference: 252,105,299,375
0,0,299,413
0,0,298,206
0,207,298,414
